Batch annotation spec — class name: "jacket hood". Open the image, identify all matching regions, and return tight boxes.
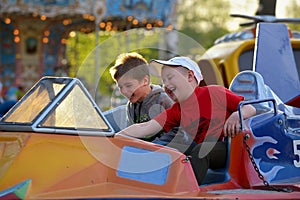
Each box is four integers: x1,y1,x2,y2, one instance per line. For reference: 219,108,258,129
126,84,173,126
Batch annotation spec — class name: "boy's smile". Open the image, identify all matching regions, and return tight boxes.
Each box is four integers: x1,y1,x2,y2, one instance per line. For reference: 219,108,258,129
164,85,178,102
162,66,196,102
117,75,150,103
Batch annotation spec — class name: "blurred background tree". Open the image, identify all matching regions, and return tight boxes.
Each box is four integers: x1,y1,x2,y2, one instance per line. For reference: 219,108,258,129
65,0,300,109
177,0,231,49
286,0,300,31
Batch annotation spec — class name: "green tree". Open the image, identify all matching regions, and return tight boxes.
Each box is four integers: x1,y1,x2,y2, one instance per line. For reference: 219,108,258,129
177,0,231,49
285,0,300,31
65,0,237,109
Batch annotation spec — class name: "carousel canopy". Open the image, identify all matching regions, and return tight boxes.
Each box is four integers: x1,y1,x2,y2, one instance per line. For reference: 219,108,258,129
0,0,177,31
0,0,177,92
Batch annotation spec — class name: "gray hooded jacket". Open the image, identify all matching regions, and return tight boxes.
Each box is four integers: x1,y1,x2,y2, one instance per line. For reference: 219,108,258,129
126,84,193,145
126,84,173,126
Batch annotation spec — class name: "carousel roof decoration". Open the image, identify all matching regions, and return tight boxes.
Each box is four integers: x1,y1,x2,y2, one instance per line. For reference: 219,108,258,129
0,0,176,31
0,0,177,91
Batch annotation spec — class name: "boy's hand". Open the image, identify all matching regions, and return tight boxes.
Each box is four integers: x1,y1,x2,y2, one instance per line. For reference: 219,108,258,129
223,111,241,138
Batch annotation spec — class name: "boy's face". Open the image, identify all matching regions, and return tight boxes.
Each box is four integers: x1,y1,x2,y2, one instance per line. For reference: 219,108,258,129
161,66,194,102
117,75,149,103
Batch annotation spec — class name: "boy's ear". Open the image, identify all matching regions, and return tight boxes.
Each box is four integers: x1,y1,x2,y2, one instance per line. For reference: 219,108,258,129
187,71,195,82
143,75,150,85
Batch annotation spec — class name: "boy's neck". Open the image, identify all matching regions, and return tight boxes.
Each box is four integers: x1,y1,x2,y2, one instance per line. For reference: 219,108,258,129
137,85,152,102
180,83,198,102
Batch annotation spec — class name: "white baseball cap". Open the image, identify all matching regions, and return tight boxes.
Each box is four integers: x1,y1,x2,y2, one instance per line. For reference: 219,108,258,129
149,56,203,84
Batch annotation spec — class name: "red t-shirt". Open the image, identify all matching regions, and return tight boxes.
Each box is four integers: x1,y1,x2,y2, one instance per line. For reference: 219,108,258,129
154,86,244,144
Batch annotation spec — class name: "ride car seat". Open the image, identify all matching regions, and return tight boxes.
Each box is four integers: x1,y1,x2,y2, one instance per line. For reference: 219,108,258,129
229,70,277,114
201,137,231,185
230,70,300,116
103,104,127,132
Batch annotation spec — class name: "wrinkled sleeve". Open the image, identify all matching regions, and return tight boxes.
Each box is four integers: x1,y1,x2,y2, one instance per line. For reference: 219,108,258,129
210,86,244,112
153,103,180,133
224,87,244,112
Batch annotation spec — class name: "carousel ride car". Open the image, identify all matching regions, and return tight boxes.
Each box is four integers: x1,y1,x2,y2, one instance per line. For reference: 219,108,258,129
0,3,300,199
0,22,299,199
0,77,298,199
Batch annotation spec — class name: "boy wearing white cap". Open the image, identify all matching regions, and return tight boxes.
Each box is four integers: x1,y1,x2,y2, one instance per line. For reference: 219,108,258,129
116,56,256,185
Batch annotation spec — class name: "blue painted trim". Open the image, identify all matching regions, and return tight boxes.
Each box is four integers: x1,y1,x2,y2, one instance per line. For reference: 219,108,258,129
117,146,171,185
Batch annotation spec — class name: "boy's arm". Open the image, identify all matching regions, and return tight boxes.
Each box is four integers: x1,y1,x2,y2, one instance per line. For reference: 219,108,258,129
115,119,163,138
224,104,256,138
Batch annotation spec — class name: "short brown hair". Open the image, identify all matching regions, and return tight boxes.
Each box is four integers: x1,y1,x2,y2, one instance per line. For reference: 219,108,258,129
110,52,149,81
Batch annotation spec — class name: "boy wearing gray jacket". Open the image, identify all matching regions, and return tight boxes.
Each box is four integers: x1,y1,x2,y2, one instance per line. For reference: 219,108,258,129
110,52,191,145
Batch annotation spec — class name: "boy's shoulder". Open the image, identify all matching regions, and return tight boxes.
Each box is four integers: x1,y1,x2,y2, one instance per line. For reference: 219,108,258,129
196,85,236,99
149,84,171,98
197,85,226,91
146,84,173,105
149,84,164,93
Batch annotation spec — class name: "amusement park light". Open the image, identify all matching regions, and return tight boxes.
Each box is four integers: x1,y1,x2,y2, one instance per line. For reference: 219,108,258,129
89,16,95,21
132,19,138,25
61,38,67,44
80,28,92,33
157,20,164,27
99,22,105,28
13,29,19,35
105,25,112,31
4,18,11,24
42,37,49,44
32,12,38,17
105,21,112,31
127,16,133,21
61,59,67,65
69,31,76,38
63,19,72,26
167,24,173,31
14,36,20,43
40,15,47,21
44,30,50,36
83,14,90,19
82,14,95,21
146,23,152,29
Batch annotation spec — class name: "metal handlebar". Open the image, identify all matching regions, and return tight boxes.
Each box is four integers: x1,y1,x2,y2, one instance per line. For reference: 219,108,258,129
238,98,277,131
